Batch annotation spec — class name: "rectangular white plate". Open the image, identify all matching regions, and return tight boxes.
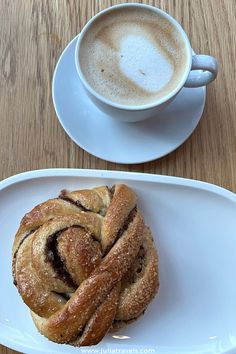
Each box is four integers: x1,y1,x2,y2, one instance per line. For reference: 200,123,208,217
1,169,236,354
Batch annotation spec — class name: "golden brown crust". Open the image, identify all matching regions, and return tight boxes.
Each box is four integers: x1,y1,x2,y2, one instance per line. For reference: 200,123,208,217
13,184,159,346
60,186,111,215
115,226,159,321
101,184,137,252
57,227,102,285
12,199,81,257
15,233,66,317
78,283,121,346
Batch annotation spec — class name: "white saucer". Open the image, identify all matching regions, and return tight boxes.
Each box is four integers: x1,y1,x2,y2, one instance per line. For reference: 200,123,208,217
52,36,206,164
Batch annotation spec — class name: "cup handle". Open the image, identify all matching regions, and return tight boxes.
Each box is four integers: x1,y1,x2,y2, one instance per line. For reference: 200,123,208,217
184,55,218,88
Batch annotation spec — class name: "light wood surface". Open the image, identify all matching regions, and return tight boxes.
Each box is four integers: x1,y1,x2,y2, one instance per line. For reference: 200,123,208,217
1,1,235,353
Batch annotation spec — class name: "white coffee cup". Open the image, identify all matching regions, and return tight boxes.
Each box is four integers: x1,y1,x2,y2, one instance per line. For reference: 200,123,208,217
75,3,218,123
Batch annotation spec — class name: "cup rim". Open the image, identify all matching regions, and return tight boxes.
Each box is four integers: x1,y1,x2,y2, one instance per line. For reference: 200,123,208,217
75,3,192,112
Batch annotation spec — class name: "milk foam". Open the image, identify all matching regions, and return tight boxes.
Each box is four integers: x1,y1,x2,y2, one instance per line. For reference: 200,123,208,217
79,7,187,106
119,34,173,92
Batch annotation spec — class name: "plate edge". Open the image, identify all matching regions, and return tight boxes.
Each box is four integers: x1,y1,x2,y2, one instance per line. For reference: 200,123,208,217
0,168,235,203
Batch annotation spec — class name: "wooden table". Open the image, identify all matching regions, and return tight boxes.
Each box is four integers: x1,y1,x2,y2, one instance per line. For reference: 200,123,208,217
0,1,235,353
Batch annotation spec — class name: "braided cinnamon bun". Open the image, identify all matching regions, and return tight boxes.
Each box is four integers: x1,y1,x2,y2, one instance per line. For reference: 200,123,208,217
12,184,159,346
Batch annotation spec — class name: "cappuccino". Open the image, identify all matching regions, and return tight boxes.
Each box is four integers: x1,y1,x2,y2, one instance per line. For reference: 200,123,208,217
79,7,188,106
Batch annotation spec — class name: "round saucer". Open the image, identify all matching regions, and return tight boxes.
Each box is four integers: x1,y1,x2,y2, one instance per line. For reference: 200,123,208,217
52,36,206,164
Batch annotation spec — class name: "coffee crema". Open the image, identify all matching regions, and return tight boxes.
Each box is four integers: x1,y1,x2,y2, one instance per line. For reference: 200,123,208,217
79,7,188,106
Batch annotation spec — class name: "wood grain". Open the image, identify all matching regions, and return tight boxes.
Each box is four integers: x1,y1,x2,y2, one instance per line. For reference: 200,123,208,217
0,0,235,353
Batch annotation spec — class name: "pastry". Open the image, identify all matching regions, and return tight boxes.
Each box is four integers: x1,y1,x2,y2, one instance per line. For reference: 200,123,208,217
12,184,159,346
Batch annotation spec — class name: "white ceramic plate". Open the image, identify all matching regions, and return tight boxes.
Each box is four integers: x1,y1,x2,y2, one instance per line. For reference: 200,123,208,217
1,169,236,354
